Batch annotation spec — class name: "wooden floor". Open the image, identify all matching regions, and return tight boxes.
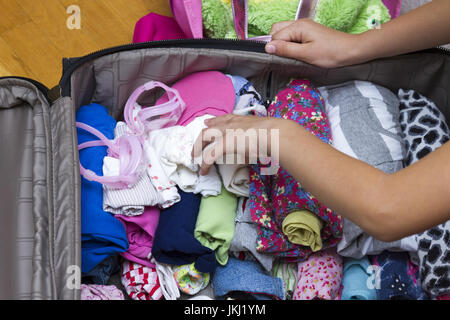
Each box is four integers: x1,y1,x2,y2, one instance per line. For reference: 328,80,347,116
0,0,172,88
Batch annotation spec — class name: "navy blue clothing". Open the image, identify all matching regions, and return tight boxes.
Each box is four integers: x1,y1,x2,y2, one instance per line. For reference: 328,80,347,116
370,251,429,300
151,190,216,273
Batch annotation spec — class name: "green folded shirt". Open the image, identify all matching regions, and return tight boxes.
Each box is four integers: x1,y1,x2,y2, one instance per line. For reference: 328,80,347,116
194,186,238,265
282,210,323,252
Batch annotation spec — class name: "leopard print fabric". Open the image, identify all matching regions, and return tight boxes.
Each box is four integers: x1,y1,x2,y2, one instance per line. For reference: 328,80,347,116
398,89,450,297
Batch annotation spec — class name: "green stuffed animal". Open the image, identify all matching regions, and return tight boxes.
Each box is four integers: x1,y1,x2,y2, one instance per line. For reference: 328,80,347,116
202,0,300,39
202,0,391,39
314,0,391,34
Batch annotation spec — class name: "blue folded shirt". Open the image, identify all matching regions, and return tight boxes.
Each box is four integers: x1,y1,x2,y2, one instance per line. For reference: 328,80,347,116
77,103,128,273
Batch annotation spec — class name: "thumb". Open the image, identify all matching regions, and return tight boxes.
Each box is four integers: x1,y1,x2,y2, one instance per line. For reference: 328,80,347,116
265,40,311,62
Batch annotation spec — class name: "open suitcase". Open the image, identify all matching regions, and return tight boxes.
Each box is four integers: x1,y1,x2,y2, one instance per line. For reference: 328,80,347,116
0,38,449,300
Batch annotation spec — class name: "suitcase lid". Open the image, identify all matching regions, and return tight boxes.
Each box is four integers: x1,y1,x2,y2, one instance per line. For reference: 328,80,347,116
0,76,80,300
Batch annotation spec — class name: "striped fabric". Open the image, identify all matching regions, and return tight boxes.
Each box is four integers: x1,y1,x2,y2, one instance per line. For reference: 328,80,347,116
318,80,418,258
102,122,163,216
272,260,298,298
121,260,163,300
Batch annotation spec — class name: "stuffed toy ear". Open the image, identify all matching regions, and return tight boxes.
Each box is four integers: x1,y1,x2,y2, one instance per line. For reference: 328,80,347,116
314,0,367,32
348,0,391,34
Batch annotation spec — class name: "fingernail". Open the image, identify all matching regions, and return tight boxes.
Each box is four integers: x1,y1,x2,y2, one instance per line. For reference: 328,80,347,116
265,44,276,54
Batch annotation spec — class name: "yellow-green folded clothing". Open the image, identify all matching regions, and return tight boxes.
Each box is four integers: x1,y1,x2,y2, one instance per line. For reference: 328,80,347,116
194,187,238,265
282,210,323,252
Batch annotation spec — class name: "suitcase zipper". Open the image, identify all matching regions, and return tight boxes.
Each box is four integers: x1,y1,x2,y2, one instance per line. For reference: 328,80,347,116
58,38,267,97
0,76,51,103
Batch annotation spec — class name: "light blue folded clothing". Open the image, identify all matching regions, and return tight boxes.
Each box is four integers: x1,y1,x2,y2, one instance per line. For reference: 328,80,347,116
212,257,285,300
341,257,378,300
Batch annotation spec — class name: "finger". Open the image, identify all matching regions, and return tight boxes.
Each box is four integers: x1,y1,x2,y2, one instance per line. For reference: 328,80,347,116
192,127,220,159
200,139,225,176
266,39,312,63
270,20,296,35
204,114,235,128
271,21,305,43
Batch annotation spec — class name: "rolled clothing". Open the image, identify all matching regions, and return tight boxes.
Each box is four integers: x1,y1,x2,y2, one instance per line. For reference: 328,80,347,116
102,157,161,216
369,251,429,300
102,122,163,215
115,207,160,268
173,263,210,296
217,164,250,198
194,187,238,266
318,80,418,258
341,257,377,300
229,198,275,272
212,257,285,300
293,248,343,300
143,125,182,209
250,79,343,261
226,74,267,116
151,189,217,273
157,71,236,126
398,89,450,297
153,260,180,300
121,260,163,300
77,103,128,273
282,210,323,252
272,260,298,300
81,284,124,300
82,255,120,286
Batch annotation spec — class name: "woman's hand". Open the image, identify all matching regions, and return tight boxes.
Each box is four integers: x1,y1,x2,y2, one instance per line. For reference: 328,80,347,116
192,114,291,175
265,19,362,68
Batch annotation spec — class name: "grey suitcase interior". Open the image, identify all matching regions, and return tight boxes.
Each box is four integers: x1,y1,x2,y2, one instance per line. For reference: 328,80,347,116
1,39,449,300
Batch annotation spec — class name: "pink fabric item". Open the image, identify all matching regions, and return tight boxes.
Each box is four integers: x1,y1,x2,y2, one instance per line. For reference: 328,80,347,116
436,295,450,300
157,71,236,126
382,0,402,18
116,207,160,268
133,13,187,43
293,248,343,300
81,284,125,300
170,0,203,39
121,260,163,300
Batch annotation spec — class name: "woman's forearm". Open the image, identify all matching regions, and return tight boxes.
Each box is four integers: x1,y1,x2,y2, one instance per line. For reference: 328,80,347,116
276,120,450,241
351,0,450,65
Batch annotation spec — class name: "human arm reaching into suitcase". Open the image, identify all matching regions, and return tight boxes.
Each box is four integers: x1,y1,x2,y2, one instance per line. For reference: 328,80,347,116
192,0,450,242
265,0,450,68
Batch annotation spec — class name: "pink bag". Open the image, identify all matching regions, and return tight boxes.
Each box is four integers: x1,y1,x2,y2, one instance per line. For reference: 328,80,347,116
169,0,203,39
133,12,187,43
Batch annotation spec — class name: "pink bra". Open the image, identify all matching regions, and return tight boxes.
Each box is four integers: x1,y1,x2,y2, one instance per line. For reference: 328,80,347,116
78,81,186,188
